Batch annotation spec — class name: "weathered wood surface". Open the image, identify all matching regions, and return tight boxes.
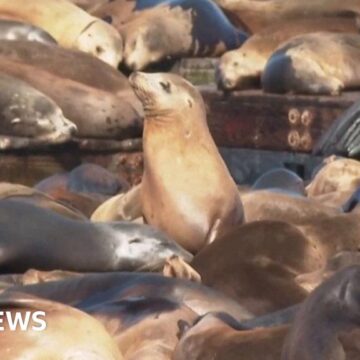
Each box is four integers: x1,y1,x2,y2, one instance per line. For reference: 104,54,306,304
0,88,358,185
203,87,359,152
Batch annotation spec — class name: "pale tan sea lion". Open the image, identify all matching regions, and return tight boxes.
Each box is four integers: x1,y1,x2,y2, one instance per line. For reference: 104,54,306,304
306,157,360,197
217,17,358,91
129,72,244,254
0,292,123,359
262,32,360,95
0,0,122,66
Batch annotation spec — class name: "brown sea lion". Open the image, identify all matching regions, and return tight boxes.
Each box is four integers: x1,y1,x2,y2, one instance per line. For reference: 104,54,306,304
0,0,122,67
0,182,86,220
282,266,360,360
129,72,244,253
217,17,358,91
0,200,192,273
120,0,248,71
306,157,360,197
262,32,360,95
0,71,76,150
0,292,123,359
3,272,253,322
84,297,198,360
214,0,360,33
242,190,341,225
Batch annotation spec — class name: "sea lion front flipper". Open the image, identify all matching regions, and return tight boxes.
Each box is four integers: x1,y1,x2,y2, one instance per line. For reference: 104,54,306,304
313,99,360,157
162,255,202,283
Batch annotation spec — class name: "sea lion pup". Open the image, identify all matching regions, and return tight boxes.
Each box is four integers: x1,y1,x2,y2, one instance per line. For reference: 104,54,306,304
0,72,76,150
306,157,360,198
241,190,341,225
0,293,123,360
262,32,360,95
282,266,360,360
173,313,288,360
314,98,360,157
214,0,360,33
0,182,87,221
0,200,193,273
120,0,248,71
83,297,198,360
0,0,122,67
129,72,244,253
251,168,305,196
0,41,143,140
216,17,358,91
0,19,56,44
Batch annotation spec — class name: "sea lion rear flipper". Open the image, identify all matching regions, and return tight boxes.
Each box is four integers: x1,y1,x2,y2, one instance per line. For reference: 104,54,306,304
313,99,360,157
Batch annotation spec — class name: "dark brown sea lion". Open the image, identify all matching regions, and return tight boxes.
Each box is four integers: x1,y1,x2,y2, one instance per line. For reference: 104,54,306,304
0,0,123,67
262,32,360,95
120,0,248,71
306,157,360,197
0,40,143,139
214,0,360,33
242,190,341,225
217,17,357,91
0,200,192,273
0,182,86,220
0,292,123,359
3,272,254,321
282,266,360,360
0,71,76,150
0,19,56,44
130,72,244,254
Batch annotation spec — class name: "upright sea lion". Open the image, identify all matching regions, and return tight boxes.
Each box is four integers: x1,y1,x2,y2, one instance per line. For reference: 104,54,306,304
0,72,76,150
216,17,358,91
0,19,56,44
306,157,360,197
120,0,248,71
214,0,360,33
130,72,244,253
0,0,122,66
0,200,192,273
0,40,143,139
0,182,86,220
251,168,305,196
262,32,360,95
0,293,123,360
282,266,360,360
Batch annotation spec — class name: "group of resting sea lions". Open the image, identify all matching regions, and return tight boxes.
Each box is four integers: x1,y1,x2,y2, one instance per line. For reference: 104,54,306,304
2,0,360,359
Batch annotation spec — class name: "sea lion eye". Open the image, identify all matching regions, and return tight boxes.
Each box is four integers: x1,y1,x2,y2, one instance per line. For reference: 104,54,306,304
233,61,239,67
160,81,171,93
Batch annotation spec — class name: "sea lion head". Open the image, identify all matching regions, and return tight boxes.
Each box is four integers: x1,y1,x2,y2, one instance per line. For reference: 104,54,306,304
75,19,123,67
216,48,263,90
129,72,205,121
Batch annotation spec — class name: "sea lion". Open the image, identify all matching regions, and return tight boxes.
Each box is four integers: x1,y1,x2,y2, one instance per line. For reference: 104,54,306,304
262,32,360,95
251,168,305,196
129,72,244,253
120,0,248,71
0,40,143,139
216,17,358,91
0,19,56,44
242,190,340,225
306,157,360,197
0,71,76,150
282,266,360,360
0,200,192,273
0,0,122,67
0,293,123,360
0,182,87,220
3,272,253,321
214,0,360,33
84,297,198,360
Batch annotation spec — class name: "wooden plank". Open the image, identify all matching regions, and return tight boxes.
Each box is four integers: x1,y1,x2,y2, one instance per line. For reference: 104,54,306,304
202,87,358,152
